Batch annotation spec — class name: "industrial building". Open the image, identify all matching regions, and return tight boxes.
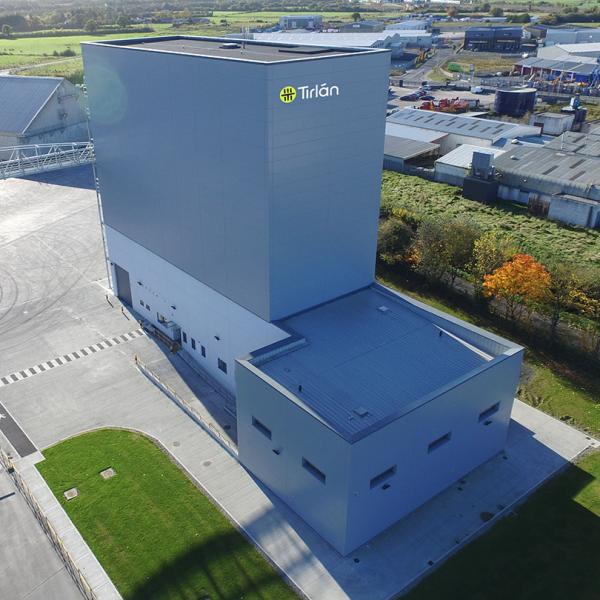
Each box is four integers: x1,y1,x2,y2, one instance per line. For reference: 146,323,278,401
279,14,322,30
514,56,598,85
386,18,431,31
538,42,600,60
544,27,600,46
251,31,433,56
494,145,600,228
84,35,523,556
386,108,540,155
339,20,384,32
434,144,505,186
0,75,88,156
464,26,523,52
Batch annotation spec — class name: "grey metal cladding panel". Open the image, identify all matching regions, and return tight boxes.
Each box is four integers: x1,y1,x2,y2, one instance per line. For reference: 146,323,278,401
266,53,389,319
83,44,271,319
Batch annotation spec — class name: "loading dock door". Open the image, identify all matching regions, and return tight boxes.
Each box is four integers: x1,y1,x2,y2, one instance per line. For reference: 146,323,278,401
114,264,132,306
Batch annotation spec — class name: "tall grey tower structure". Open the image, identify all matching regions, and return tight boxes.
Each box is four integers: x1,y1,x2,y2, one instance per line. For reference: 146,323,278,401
84,37,522,556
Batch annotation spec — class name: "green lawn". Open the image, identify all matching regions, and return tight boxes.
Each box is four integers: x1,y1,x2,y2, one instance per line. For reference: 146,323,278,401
381,172,600,268
404,450,600,600
38,429,298,600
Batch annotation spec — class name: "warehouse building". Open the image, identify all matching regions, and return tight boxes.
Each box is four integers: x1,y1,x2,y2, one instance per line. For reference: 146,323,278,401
84,35,523,555
279,14,322,30
0,75,88,156
514,56,598,85
339,20,385,32
383,135,439,171
494,146,600,228
538,42,600,60
434,144,505,185
544,27,600,46
251,31,433,55
386,108,540,155
464,26,523,52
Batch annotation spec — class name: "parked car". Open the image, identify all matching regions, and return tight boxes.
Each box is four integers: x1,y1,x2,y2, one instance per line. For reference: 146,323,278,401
400,93,420,101
420,94,436,101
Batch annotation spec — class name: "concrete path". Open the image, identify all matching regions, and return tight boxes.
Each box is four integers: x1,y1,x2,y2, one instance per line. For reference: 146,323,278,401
0,168,598,600
0,464,83,600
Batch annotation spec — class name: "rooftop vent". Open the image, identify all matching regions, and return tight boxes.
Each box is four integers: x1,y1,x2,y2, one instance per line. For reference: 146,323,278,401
219,43,241,49
377,305,390,313
353,407,370,418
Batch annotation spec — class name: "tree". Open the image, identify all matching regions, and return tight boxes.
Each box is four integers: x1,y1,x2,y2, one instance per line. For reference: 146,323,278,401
377,218,415,266
470,231,517,297
85,19,98,33
447,6,459,18
491,6,504,16
481,3,491,12
1,24,12,38
412,217,480,285
543,261,581,341
483,254,551,322
352,12,361,22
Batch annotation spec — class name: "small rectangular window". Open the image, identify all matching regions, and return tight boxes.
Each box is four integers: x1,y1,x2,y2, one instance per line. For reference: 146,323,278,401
252,417,272,440
182,332,187,344
428,432,451,453
201,345,206,357
191,338,196,350
302,458,326,484
139,299,144,306
370,465,397,489
218,358,227,373
145,303,150,310
479,402,500,422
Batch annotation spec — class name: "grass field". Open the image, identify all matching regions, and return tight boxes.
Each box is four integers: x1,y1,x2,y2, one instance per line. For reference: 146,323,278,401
38,429,298,600
404,449,600,600
381,171,600,267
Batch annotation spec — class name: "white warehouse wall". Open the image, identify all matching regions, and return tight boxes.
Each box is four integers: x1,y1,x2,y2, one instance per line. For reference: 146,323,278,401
105,226,289,394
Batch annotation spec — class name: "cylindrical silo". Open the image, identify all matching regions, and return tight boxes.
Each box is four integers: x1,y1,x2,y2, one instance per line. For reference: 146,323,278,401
494,88,537,117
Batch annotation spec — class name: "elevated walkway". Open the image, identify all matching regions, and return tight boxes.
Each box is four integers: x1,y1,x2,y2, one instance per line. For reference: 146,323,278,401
0,142,94,180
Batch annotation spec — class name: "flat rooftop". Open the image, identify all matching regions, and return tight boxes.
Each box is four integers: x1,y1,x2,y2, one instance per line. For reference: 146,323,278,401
387,108,538,141
85,35,379,63
249,287,510,442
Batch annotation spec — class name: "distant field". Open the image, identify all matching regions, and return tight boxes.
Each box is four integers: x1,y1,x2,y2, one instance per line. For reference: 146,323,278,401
381,171,600,267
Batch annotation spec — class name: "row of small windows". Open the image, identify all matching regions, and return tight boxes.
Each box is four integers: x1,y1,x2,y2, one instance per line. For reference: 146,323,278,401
251,401,502,489
182,331,224,373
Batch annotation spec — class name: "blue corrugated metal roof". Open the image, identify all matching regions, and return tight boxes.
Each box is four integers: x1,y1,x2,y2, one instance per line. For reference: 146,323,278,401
256,288,493,441
0,75,62,135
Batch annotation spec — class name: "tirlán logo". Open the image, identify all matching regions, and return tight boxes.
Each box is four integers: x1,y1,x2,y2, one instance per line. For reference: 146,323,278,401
279,83,340,104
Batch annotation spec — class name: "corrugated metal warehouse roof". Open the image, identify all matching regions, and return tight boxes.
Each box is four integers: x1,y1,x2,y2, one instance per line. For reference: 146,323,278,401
251,31,431,48
385,121,448,143
546,131,600,156
0,75,62,135
384,134,439,159
495,145,600,200
435,144,505,168
255,287,493,441
387,108,539,141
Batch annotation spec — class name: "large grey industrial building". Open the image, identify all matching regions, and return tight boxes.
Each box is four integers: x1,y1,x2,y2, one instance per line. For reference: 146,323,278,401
83,35,523,555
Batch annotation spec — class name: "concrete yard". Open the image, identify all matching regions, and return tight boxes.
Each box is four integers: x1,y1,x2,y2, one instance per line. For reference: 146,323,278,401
0,167,597,600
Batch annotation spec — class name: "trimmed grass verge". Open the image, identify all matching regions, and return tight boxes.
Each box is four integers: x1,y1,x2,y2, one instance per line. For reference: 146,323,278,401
38,429,298,600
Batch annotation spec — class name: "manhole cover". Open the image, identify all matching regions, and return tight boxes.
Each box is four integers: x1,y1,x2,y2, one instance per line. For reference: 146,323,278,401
203,460,212,467
100,468,116,480
64,488,79,501
173,441,181,447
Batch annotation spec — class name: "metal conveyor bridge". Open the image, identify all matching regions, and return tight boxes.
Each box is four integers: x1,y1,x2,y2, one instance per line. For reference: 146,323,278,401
0,142,95,180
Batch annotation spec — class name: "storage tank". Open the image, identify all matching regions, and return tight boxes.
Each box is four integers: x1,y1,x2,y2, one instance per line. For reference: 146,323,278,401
494,88,537,118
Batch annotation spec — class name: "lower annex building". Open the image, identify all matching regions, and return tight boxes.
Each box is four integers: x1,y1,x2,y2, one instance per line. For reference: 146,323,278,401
83,35,524,555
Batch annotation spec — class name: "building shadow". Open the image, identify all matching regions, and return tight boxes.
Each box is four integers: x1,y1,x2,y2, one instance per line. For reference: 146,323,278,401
23,165,95,190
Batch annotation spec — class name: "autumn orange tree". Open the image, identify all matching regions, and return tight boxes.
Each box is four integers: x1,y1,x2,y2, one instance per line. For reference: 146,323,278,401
483,254,551,322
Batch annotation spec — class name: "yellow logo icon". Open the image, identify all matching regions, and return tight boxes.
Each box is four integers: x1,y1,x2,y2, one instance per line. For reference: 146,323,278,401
279,86,297,104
